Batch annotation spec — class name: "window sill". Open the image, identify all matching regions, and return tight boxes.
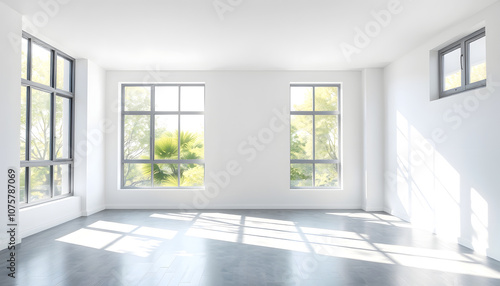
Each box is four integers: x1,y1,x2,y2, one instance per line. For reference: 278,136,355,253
119,188,205,192
290,188,342,191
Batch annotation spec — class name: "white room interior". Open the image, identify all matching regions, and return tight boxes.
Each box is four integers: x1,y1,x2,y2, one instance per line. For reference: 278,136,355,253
1,0,500,276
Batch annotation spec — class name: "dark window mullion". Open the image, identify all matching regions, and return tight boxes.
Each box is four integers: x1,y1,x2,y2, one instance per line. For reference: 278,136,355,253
121,83,126,187
26,86,32,162
50,165,54,198
178,87,181,187
151,86,155,187
70,55,75,93
50,92,56,162
151,164,155,188
27,38,32,81
53,50,57,89
69,97,74,160
23,88,29,161
312,87,316,187
23,167,28,204
461,42,466,89
26,167,30,204
50,91,56,197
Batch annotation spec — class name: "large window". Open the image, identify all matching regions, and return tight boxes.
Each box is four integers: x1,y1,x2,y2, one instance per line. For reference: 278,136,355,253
290,84,341,189
439,28,486,98
20,32,75,206
121,84,205,188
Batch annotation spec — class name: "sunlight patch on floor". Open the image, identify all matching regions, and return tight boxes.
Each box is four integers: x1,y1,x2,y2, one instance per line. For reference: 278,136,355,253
56,228,122,249
105,236,162,257
185,213,241,243
150,213,199,221
186,227,240,243
388,252,500,279
244,216,297,232
375,243,470,262
56,221,177,257
242,233,309,253
133,226,177,239
311,242,394,264
88,220,138,233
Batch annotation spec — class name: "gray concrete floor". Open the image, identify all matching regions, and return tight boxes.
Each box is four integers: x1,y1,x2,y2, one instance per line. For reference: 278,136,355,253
1,209,500,285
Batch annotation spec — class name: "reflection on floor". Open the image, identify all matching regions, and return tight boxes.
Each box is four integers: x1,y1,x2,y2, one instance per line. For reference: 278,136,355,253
1,210,500,285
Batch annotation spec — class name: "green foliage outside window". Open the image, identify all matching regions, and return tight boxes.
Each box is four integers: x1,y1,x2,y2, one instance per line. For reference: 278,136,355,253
290,86,340,188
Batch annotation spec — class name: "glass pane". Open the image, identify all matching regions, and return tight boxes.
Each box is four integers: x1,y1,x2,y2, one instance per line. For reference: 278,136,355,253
315,164,339,187
20,86,27,161
180,86,204,111
469,37,486,84
124,86,150,111
180,164,204,187
56,56,72,92
315,115,339,160
180,115,204,160
153,164,178,187
54,164,70,196
124,115,150,160
290,164,313,187
20,167,26,203
124,163,151,188
155,115,178,160
155,86,178,111
29,166,50,202
290,115,313,160
30,89,51,161
290,86,313,111
443,47,462,91
21,38,28,79
55,96,71,159
315,86,338,111
31,42,51,86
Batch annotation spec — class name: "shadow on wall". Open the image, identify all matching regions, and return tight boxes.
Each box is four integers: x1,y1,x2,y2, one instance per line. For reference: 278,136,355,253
386,110,490,256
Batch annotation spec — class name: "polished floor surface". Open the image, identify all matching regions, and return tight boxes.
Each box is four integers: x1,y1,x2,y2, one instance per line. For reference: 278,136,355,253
1,210,500,285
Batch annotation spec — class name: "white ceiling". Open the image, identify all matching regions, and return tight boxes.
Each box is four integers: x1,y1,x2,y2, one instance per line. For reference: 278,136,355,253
2,0,497,70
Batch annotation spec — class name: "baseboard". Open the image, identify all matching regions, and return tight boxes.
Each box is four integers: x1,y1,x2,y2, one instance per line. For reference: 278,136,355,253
457,237,473,250
384,208,411,223
105,204,363,210
82,205,106,216
362,205,385,212
487,248,500,262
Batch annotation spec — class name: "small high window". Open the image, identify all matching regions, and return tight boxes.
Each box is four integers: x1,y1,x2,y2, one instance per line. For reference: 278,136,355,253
439,28,486,98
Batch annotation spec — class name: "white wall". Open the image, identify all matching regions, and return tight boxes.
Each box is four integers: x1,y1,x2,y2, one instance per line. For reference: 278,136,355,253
105,71,365,209
362,69,385,211
74,59,107,216
384,3,500,261
19,197,81,238
0,2,22,248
